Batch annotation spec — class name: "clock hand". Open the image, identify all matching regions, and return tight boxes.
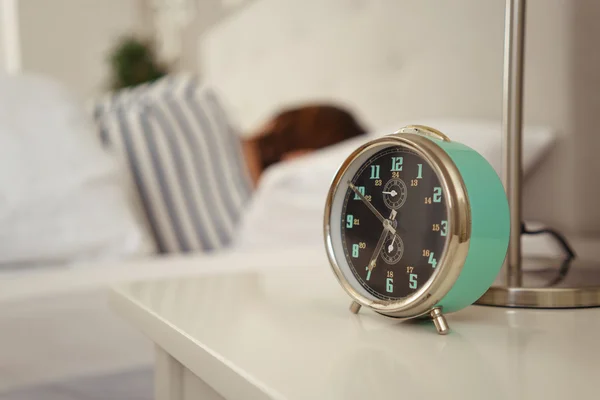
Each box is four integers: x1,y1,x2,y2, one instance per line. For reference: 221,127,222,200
368,210,397,272
348,182,386,224
347,182,398,235
368,228,388,272
388,235,395,253
382,190,398,197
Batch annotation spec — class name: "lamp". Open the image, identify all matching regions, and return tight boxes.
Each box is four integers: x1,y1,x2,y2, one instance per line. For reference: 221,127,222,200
476,0,600,308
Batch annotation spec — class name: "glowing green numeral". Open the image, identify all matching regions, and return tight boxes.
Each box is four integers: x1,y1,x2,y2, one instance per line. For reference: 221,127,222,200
346,214,354,228
433,187,442,203
352,244,359,258
391,157,403,172
441,220,448,236
386,278,394,293
353,186,365,200
370,165,380,180
417,163,423,179
409,274,418,289
428,252,437,268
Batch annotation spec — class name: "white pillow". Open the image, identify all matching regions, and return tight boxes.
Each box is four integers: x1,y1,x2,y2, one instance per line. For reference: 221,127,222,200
0,74,155,269
372,118,557,179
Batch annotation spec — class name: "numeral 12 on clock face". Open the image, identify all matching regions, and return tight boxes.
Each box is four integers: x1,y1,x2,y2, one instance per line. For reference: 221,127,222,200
391,157,403,171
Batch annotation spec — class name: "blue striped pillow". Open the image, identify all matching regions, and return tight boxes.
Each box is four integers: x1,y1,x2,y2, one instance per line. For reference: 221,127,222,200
95,77,252,253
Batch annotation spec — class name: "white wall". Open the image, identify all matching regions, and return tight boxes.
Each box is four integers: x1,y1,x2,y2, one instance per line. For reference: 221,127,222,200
0,3,5,72
17,0,146,100
172,0,256,71
197,0,600,236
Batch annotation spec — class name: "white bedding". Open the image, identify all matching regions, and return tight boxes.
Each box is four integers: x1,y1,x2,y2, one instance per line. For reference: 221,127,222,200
0,74,155,269
236,119,562,258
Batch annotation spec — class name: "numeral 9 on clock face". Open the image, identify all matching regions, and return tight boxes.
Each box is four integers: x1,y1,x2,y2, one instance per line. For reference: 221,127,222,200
345,214,360,228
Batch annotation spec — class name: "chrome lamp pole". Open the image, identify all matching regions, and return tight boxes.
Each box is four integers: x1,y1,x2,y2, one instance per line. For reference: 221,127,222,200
476,0,600,308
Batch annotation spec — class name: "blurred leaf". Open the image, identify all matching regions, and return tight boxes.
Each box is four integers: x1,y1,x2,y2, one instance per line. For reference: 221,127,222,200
107,36,168,90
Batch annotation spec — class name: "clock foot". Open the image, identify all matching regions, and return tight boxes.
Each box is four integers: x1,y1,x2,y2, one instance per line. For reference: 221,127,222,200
349,301,362,314
430,307,450,335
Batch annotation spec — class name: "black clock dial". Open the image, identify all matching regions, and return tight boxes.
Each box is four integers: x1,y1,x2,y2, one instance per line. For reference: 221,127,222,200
341,146,448,300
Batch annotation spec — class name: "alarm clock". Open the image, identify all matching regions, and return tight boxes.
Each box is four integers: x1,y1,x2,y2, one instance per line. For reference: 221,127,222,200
323,125,509,334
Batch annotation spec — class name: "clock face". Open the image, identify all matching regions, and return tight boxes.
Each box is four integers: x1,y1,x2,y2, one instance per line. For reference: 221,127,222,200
340,146,448,301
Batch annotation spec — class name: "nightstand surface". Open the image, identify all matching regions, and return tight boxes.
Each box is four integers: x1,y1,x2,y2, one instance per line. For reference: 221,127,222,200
110,254,600,400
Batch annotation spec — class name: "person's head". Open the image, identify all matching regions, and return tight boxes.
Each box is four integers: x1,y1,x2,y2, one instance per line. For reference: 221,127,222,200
244,104,367,184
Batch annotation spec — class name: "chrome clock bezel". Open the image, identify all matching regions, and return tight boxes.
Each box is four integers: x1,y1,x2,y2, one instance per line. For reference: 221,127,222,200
323,127,472,319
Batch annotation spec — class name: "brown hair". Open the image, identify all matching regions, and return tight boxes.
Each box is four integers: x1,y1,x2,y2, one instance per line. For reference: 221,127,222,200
253,104,367,170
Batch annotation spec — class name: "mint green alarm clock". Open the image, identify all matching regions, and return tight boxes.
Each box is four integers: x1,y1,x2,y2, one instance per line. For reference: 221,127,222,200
323,125,509,334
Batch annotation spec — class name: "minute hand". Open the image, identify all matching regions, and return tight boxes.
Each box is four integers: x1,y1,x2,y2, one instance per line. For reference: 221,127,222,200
348,182,386,223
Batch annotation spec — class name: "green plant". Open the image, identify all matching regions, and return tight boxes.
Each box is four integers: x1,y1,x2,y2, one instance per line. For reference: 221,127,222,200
108,36,167,90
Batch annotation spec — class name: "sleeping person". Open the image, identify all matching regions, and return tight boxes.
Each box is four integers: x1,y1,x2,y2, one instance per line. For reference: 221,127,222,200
234,104,376,250
242,104,368,186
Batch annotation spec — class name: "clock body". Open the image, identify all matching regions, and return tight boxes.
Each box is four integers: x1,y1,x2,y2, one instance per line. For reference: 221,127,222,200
324,126,509,318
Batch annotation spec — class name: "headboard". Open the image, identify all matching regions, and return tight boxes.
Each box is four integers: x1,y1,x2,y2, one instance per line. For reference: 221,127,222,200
198,0,600,236
199,0,508,134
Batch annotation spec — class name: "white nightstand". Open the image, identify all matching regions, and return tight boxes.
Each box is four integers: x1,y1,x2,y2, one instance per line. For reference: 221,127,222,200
110,260,600,400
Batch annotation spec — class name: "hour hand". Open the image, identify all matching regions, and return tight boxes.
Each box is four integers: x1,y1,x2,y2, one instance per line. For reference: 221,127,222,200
368,228,389,272
348,182,386,224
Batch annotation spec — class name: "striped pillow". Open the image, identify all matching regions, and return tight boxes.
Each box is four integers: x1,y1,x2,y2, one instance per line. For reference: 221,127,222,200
95,77,252,253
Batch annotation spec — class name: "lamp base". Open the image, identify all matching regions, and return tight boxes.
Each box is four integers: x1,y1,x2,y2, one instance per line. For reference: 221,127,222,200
476,257,600,308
